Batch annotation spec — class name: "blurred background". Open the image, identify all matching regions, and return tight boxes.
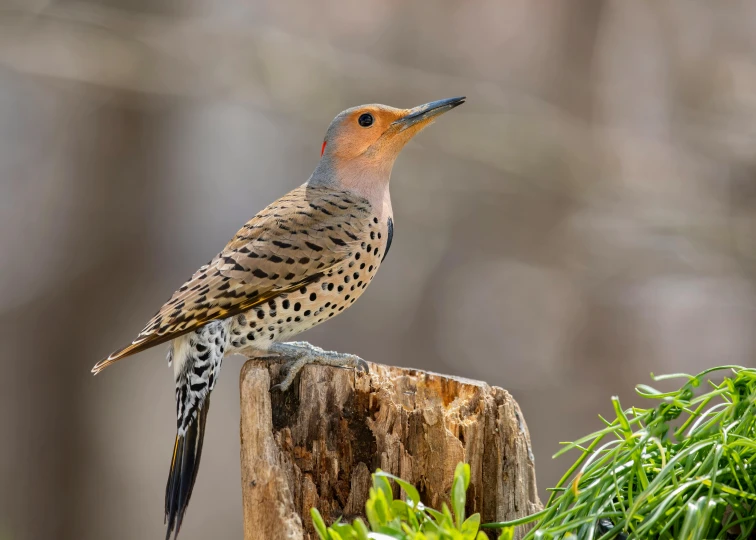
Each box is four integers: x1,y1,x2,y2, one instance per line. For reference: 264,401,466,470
3,0,756,538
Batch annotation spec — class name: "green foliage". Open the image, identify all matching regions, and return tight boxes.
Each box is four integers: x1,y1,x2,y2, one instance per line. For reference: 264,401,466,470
311,463,513,540
483,365,756,539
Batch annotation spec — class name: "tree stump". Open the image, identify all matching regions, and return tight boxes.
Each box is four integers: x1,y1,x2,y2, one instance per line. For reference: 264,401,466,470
239,359,542,540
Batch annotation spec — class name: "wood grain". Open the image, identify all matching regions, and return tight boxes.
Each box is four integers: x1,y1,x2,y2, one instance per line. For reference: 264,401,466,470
240,360,542,539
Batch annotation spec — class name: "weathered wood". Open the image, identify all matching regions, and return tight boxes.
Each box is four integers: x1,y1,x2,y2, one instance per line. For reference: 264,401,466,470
239,360,542,540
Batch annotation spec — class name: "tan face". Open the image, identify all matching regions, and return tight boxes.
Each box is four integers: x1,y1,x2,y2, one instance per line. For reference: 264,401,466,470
322,105,407,161
322,97,466,164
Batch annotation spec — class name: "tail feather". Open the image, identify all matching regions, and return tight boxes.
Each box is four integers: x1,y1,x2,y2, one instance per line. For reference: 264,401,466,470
165,397,210,540
91,333,174,374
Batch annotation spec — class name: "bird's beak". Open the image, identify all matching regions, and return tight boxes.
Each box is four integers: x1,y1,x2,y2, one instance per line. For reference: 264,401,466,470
391,96,466,131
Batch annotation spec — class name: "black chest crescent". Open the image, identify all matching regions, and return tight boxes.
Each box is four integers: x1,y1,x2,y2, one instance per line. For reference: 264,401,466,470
383,217,393,262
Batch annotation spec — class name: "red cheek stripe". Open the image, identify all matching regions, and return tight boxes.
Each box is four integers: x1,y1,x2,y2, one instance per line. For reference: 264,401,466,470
321,141,327,157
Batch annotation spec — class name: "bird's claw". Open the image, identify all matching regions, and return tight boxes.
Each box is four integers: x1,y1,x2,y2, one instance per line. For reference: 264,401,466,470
355,357,370,374
269,382,287,393
268,342,369,392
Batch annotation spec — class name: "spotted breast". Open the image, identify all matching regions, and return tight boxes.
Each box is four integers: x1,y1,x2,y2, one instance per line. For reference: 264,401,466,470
225,197,393,354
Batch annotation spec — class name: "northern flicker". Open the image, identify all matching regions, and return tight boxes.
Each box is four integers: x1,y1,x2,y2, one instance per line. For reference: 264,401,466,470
92,96,465,539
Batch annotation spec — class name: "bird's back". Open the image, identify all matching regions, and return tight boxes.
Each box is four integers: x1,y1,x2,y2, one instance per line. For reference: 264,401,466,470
94,182,393,371
225,185,394,355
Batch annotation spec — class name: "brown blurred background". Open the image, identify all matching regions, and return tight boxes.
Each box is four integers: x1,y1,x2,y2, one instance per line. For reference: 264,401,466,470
3,1,756,538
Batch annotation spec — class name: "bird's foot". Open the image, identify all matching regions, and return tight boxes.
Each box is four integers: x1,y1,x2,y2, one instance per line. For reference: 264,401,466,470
268,341,369,392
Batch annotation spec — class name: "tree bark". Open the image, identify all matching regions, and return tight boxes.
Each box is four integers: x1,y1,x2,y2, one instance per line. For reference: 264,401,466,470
239,359,542,540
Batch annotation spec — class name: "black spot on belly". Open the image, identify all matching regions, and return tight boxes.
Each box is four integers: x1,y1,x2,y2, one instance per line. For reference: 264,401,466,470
190,381,207,392
193,363,209,377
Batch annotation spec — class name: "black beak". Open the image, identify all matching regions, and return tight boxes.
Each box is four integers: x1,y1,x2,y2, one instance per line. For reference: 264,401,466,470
392,96,466,130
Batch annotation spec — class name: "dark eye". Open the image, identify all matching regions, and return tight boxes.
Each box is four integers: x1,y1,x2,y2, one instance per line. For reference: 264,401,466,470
358,113,374,127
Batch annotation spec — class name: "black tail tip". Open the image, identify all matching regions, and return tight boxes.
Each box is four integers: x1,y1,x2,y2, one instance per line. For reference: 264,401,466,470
164,400,210,539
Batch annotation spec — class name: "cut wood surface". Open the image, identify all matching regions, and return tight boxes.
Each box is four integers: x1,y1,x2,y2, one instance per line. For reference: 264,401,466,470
239,359,542,540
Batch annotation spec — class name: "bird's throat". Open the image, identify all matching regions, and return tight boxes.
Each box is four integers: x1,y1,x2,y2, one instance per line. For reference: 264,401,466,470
310,155,393,208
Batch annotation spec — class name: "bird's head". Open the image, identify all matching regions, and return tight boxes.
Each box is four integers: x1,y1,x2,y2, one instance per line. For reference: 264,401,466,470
313,97,465,198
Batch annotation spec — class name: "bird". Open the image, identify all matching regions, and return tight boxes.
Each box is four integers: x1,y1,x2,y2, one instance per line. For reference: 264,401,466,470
92,96,465,539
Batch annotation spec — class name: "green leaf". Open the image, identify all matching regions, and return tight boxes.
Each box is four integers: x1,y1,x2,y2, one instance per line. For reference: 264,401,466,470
365,495,381,530
373,473,395,503
390,499,410,521
372,527,404,538
330,522,358,539
424,506,446,523
311,508,329,540
459,463,471,490
451,463,470,528
375,471,422,506
352,518,370,540
496,527,514,540
325,528,344,540
460,513,480,539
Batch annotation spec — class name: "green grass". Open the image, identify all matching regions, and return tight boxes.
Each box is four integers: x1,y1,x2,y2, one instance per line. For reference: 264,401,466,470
484,365,756,539
312,366,756,539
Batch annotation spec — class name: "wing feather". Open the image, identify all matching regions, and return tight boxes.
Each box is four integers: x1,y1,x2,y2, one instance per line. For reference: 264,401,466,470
92,184,371,373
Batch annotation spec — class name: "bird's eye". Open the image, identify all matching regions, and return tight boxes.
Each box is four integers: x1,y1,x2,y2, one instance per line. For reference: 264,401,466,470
358,113,374,127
